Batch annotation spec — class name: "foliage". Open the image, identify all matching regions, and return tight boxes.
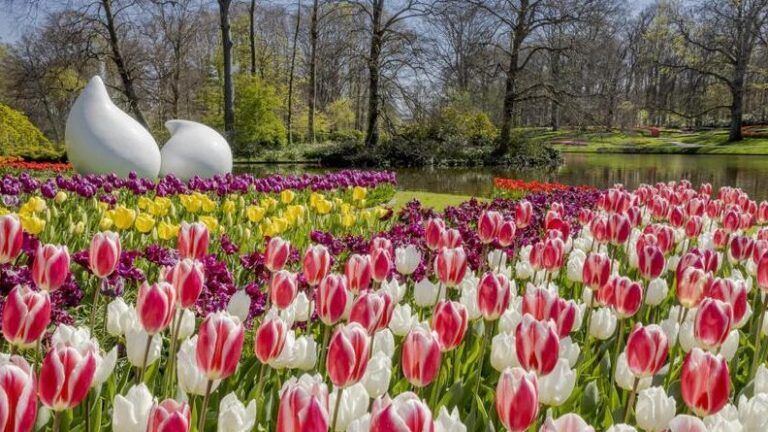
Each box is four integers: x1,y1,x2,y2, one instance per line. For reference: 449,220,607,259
0,103,63,160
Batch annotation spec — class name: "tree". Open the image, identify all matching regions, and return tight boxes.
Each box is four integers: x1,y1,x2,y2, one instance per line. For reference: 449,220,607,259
249,0,257,75
308,0,320,144
217,0,235,140
287,0,302,145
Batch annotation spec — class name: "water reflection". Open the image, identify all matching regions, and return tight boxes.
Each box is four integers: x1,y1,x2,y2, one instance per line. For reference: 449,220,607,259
235,153,768,200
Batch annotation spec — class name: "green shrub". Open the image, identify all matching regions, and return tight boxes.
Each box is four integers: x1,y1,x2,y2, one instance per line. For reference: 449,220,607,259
0,103,63,160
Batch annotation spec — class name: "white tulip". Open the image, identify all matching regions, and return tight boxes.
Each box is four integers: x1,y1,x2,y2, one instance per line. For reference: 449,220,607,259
459,284,481,321
635,386,676,432
361,351,392,399
589,307,617,340
606,425,637,432
487,249,507,271
646,278,668,306
755,364,768,395
566,250,585,283
347,414,371,432
458,271,479,293
269,330,298,370
705,403,742,432
107,297,134,337
559,337,581,368
739,393,768,431
668,415,707,432
538,358,576,406
177,308,196,340
395,245,421,275
414,279,443,307
290,334,318,371
498,301,523,335
373,329,396,359
177,336,220,395
435,406,466,432
227,290,251,322
381,279,405,303
573,237,592,254
126,324,161,368
291,291,311,322
329,383,369,431
490,331,518,372
615,352,651,392
389,304,418,336
93,346,118,387
720,330,740,361
515,260,534,280
112,384,153,432
217,392,256,432
678,317,696,353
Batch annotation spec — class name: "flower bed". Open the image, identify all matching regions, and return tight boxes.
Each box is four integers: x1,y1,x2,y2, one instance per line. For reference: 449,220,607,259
1,175,768,432
493,177,594,200
0,155,71,171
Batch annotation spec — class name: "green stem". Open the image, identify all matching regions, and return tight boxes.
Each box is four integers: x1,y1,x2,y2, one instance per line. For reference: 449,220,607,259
84,391,91,432
165,309,183,397
319,325,331,376
52,411,62,432
331,386,344,432
475,320,493,394
623,378,639,423
198,380,214,432
88,279,102,330
137,333,153,384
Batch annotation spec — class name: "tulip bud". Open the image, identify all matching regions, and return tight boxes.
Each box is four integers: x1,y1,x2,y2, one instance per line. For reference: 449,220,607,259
277,374,329,432
2,285,51,349
254,314,288,364
638,244,664,280
345,254,372,294
434,247,468,288
539,413,595,432
113,384,153,432
349,290,394,334
89,231,121,278
582,253,611,290
677,267,709,308
167,259,205,309
589,307,617,340
0,214,23,264
327,323,370,388
370,247,392,283
522,287,576,338
694,298,733,349
31,244,70,292
218,392,257,432
316,274,350,325
538,358,576,406
438,228,463,249
370,392,434,431
178,222,209,260
498,220,517,247
39,345,97,411
265,237,291,272
401,324,442,387
635,386,676,432
515,314,559,375
478,210,503,244
516,200,533,229
270,270,299,310
137,282,176,334
147,399,191,432
227,290,252,322
196,311,245,380
668,415,707,432
758,255,768,291
496,367,538,432
608,213,631,245
626,323,668,377
681,348,731,416
395,245,421,275
612,277,643,319
730,235,754,262
425,218,446,250
369,237,394,257
477,271,511,321
303,245,331,286
432,300,468,352
0,356,37,432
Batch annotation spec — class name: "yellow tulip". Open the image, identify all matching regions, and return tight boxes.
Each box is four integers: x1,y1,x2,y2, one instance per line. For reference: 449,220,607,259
97,202,109,212
246,205,266,223
310,192,324,207
150,197,172,217
100,216,114,230
0,208,8,216
201,195,217,213
352,186,367,201
29,196,47,213
72,221,85,235
376,206,389,218
135,213,156,233
341,212,356,228
180,194,202,213
198,215,219,233
112,206,136,230
315,199,333,215
222,199,236,214
157,221,180,240
54,191,68,204
138,196,153,210
20,214,45,234
281,189,296,204
260,197,278,210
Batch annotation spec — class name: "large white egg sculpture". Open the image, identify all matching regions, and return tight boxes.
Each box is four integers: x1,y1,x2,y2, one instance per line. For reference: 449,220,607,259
65,76,161,178
159,120,233,180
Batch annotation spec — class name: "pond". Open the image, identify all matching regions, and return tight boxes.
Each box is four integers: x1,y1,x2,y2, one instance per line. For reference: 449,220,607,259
235,153,768,201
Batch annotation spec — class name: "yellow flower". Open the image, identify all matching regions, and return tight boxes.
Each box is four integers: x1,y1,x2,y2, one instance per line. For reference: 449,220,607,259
157,221,180,241
54,191,68,204
281,189,296,204
200,195,217,213
20,197,46,216
179,194,202,213
198,215,219,233
315,199,333,215
340,203,353,215
285,205,306,224
134,213,156,234
222,199,236,214
20,214,45,234
376,206,389,218
341,212,356,228
111,206,136,230
150,197,172,217
100,216,114,230
138,196,153,210
0,208,8,216
246,205,266,223
310,192,323,207
260,197,278,210
72,221,85,235
352,186,367,201
97,202,109,212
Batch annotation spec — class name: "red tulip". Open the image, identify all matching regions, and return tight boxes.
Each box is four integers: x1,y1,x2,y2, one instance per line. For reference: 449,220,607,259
759,201,768,224
478,210,503,244
270,270,299,310
432,300,468,352
626,206,642,227
370,237,394,257
677,267,709,308
545,217,571,240
515,314,559,375
302,245,331,286
721,208,740,233
589,216,609,244
694,298,733,350
676,251,704,283
265,237,291,272
166,258,205,309
713,229,729,250
582,253,611,290
477,272,511,321
729,235,754,262
277,375,329,432
136,282,176,334
637,244,664,280
370,247,392,283
0,356,37,432
0,215,23,264
706,199,723,219
626,323,668,377
434,247,468,288
612,276,643,318
196,311,244,380
578,208,594,225
425,218,446,250
2,285,51,349
254,315,288,364
496,367,538,432
684,216,704,238
541,237,565,271
706,278,747,324
515,201,534,229
401,325,441,387
177,222,209,260
38,345,97,411
147,399,191,432
438,229,463,249
681,348,730,416
643,225,675,253
608,213,631,245
348,290,394,333
370,393,434,432
31,244,70,292
88,231,120,279
345,254,372,294
315,274,349,325
498,220,517,247
759,255,768,291
522,287,576,338
327,322,370,387
670,206,686,227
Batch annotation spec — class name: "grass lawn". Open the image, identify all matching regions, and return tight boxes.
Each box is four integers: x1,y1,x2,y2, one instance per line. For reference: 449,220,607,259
391,190,480,211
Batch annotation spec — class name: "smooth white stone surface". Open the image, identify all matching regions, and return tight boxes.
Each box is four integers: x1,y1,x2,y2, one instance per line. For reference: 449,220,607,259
160,120,233,180
65,76,161,178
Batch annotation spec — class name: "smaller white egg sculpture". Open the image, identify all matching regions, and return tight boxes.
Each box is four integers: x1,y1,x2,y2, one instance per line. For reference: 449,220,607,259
159,120,233,180
65,76,161,178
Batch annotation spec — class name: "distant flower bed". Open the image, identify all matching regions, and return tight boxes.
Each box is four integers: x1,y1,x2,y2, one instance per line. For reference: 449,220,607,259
493,177,594,199
0,155,71,171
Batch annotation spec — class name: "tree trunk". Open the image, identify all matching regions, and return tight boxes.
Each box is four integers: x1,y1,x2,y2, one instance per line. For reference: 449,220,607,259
729,71,745,142
287,1,302,146
218,0,235,142
496,2,527,155
101,0,148,127
249,0,257,76
364,0,384,148
549,50,560,131
308,0,319,145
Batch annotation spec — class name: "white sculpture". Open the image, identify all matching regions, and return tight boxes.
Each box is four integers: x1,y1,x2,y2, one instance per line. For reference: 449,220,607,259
65,76,161,178
160,120,233,180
